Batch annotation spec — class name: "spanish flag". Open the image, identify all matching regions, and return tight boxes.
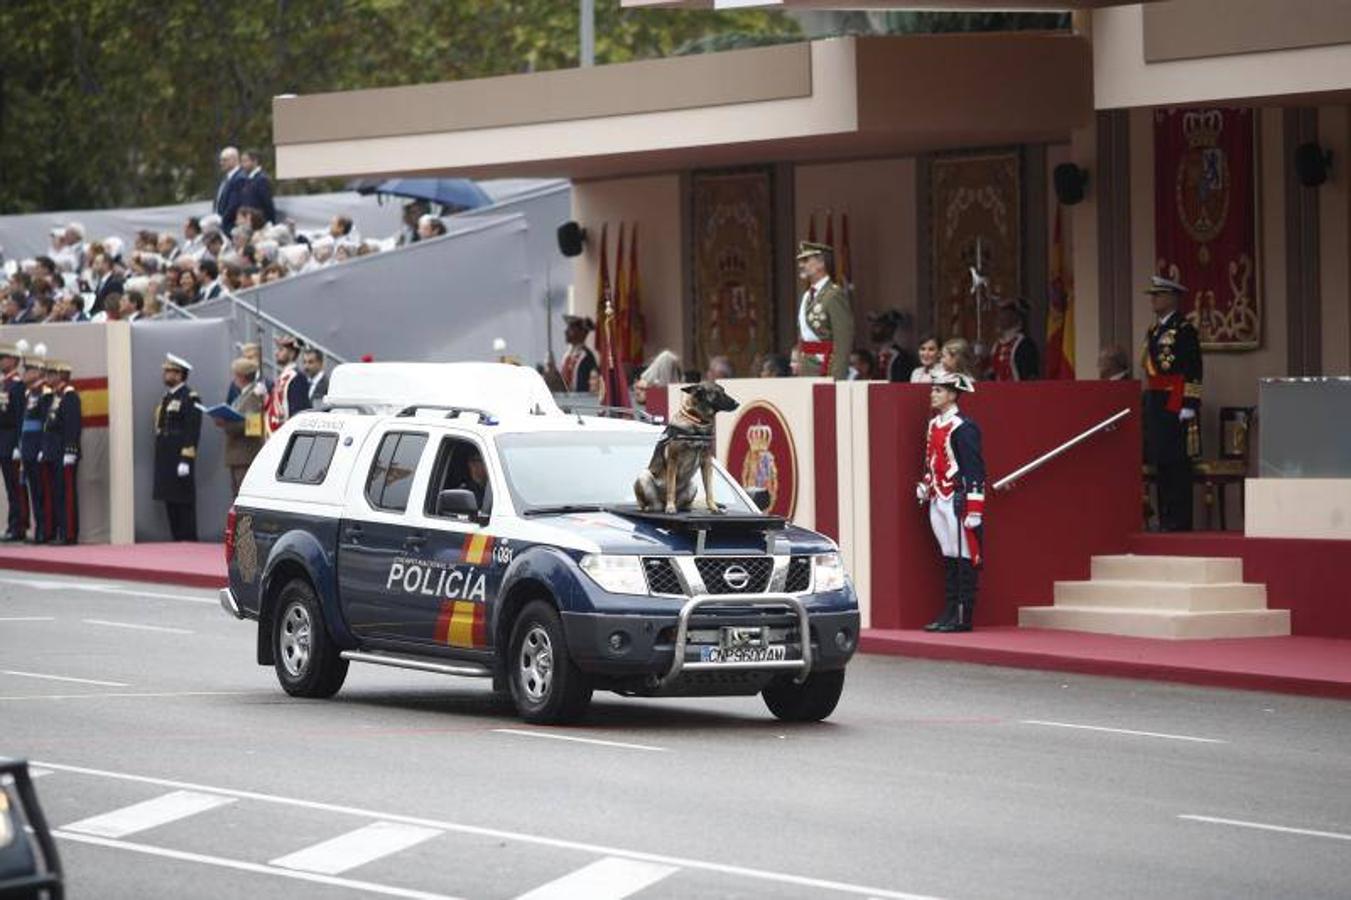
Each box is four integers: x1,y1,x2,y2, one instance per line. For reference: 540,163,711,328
1043,206,1076,380
461,533,495,566
434,600,486,648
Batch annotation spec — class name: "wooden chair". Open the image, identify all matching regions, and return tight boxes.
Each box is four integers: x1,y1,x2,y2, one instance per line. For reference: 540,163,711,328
1191,406,1255,531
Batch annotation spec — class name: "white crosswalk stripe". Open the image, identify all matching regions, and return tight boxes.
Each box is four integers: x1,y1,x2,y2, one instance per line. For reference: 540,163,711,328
514,856,679,900
63,790,235,838
270,821,444,875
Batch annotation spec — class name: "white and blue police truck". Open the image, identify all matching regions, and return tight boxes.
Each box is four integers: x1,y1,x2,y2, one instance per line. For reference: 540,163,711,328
219,363,859,724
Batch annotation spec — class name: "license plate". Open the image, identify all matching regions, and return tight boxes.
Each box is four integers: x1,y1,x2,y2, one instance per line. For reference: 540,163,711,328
700,644,788,663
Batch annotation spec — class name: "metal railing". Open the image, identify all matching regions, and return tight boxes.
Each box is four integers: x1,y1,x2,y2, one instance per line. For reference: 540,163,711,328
992,407,1131,492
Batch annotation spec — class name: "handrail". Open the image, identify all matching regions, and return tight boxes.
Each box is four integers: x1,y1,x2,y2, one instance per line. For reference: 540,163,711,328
992,407,1131,492
223,290,349,366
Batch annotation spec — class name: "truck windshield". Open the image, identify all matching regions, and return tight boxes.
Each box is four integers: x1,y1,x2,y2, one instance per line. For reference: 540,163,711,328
496,431,753,515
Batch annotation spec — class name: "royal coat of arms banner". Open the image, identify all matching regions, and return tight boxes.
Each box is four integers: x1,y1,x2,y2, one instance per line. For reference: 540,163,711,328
930,152,1021,348
1154,107,1260,351
692,169,774,377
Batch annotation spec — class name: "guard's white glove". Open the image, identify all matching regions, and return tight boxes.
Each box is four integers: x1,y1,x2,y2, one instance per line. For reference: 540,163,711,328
1178,408,1196,421
62,453,76,466
10,448,18,462
253,382,267,398
963,513,983,530
177,461,190,478
915,481,929,504
36,451,44,463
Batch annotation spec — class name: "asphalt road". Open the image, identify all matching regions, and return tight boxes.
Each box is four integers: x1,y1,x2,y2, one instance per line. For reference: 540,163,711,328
3,571,1350,900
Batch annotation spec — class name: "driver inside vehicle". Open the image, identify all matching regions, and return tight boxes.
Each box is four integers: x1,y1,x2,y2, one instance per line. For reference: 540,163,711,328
457,448,490,511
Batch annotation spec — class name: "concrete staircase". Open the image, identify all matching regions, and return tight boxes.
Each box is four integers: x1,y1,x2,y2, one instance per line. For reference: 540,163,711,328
1018,554,1291,639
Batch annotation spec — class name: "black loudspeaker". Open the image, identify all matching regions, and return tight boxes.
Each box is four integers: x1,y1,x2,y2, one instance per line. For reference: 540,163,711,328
1294,142,1332,188
556,221,586,257
1053,163,1088,205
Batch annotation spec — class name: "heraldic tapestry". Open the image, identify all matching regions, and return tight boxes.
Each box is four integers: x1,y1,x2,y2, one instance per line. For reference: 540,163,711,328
930,152,1021,348
1154,107,1260,351
692,169,774,378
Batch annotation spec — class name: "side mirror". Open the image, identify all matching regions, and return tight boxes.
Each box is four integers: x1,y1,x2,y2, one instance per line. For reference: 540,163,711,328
436,489,480,518
745,487,772,512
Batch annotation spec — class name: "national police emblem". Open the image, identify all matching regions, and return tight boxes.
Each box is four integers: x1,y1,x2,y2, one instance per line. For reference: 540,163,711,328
740,424,779,511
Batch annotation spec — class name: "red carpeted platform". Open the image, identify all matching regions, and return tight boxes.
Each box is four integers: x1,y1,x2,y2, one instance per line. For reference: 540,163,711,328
862,626,1351,699
0,541,226,589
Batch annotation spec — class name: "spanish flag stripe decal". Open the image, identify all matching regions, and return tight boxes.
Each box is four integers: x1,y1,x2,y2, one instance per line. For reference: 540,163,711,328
448,601,479,648
433,602,455,644
472,603,487,648
461,534,496,566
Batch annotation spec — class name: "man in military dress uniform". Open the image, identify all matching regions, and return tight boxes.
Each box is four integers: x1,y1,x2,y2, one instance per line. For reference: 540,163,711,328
916,371,985,632
557,315,597,394
987,297,1040,382
0,344,29,541
19,353,53,543
1142,275,1202,532
867,309,919,383
264,335,310,436
42,361,82,544
154,354,202,541
795,242,853,380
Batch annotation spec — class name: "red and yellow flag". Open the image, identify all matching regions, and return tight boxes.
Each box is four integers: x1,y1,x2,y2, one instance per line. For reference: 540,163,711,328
594,222,611,360
838,212,852,289
823,212,835,278
434,600,486,649
1044,206,1076,379
626,223,646,365
461,533,495,566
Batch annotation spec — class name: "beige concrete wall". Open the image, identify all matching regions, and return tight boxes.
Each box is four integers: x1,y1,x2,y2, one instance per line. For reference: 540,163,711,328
1128,107,1290,452
1094,4,1351,110
1069,122,1102,379
1319,104,1351,376
570,174,686,365
793,158,919,331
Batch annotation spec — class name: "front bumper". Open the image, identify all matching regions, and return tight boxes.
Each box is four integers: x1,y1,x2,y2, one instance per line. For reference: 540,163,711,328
219,587,244,620
562,595,859,689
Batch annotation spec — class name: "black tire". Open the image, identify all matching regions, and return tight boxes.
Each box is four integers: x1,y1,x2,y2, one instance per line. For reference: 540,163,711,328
272,578,348,698
762,669,845,722
507,600,592,724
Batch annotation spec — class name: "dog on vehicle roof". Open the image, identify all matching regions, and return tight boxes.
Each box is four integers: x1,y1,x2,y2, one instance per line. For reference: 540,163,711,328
634,382,739,514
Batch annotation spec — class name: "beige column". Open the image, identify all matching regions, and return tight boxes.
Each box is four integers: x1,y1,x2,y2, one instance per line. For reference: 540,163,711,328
1319,104,1351,375
1070,121,1100,380
104,322,135,545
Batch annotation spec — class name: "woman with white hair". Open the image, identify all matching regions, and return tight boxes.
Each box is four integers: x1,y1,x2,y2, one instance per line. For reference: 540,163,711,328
631,349,684,414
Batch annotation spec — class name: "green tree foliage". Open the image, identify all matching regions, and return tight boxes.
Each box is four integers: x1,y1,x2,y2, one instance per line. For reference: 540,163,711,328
0,1,798,213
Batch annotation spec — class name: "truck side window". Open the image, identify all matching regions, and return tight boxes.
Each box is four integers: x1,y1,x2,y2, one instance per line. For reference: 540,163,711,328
425,436,492,518
365,431,427,512
278,432,339,485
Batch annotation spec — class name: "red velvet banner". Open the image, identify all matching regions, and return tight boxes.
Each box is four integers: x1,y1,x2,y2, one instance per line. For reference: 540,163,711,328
1154,107,1260,350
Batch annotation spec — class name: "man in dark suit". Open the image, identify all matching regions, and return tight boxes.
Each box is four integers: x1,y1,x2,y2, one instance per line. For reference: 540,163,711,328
302,347,328,406
239,150,276,226
89,253,123,317
214,146,244,236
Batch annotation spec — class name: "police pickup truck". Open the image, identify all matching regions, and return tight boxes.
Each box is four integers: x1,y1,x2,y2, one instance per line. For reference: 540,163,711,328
219,363,859,724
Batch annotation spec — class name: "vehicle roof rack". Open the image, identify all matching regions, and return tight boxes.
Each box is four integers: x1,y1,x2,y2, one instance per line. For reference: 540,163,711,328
395,404,499,425
558,403,663,425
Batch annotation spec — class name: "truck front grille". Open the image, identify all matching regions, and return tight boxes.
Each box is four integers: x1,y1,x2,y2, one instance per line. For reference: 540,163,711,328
694,556,773,595
642,557,684,595
784,555,812,593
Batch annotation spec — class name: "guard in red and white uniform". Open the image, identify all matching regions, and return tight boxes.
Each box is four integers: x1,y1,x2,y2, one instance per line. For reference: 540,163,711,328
264,335,311,436
916,371,985,632
987,296,1039,382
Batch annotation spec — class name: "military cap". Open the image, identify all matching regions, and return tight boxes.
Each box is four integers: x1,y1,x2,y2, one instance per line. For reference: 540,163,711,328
163,352,192,373
53,361,73,376
42,359,65,373
0,344,20,359
795,241,833,261
274,334,304,352
562,314,595,333
1144,275,1187,295
933,370,976,394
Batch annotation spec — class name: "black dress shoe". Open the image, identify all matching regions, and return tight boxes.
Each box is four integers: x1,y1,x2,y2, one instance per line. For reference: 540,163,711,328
923,620,946,632
935,623,972,633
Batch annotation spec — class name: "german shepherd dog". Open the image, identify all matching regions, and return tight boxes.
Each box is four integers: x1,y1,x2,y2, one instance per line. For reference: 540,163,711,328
634,382,739,514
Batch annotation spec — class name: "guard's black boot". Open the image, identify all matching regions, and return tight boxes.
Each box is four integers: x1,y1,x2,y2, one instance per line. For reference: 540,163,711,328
939,560,979,632
924,558,960,631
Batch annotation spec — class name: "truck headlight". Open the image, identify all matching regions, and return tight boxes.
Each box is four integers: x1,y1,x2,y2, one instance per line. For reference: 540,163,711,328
812,552,846,593
579,554,649,595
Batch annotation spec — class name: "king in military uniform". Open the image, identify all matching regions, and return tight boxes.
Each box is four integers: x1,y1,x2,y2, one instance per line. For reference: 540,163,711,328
42,361,82,544
794,242,854,380
916,371,985,632
19,351,53,543
1142,275,1203,532
154,354,202,541
0,344,29,541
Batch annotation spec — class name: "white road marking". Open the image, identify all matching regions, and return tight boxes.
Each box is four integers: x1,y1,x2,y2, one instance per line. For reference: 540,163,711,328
1179,815,1351,842
0,616,55,622
83,618,194,635
515,856,678,900
63,790,235,838
54,831,461,900
1,669,128,687
271,821,444,875
1020,720,1226,744
0,576,216,604
29,767,53,779
32,759,942,900
493,729,668,753
0,690,267,702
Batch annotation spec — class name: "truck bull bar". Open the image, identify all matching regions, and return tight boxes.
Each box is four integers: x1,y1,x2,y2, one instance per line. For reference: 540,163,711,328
660,594,813,688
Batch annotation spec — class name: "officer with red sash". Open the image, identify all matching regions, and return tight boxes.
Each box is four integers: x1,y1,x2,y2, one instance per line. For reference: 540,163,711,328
1142,275,1202,531
916,371,985,632
987,296,1040,382
795,241,853,380
557,315,597,394
264,335,311,436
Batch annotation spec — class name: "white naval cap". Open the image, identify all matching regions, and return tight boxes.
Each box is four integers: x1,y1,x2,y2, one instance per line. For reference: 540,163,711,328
162,353,192,373
1144,274,1187,295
